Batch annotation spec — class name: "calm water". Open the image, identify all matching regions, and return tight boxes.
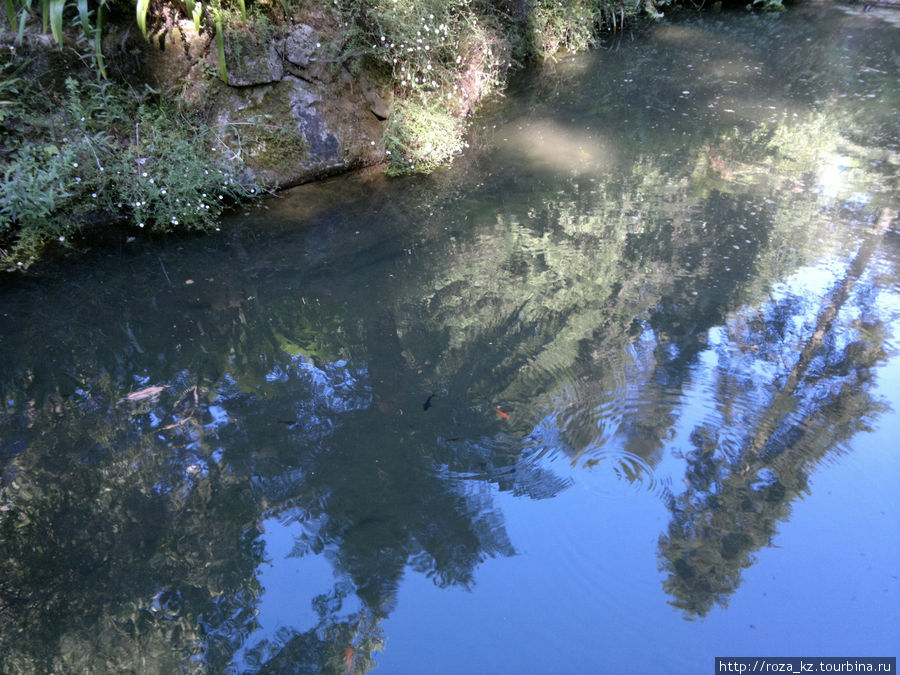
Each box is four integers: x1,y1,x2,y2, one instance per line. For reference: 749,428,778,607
1,4,899,673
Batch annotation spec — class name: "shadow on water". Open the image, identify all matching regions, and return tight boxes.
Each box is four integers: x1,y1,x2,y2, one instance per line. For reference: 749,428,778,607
1,3,898,672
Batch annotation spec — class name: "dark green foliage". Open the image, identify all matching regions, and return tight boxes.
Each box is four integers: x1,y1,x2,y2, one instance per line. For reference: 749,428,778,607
0,75,259,266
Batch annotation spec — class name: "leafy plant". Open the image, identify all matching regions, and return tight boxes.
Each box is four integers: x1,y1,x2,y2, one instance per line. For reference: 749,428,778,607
0,77,259,266
2,0,247,82
383,98,468,175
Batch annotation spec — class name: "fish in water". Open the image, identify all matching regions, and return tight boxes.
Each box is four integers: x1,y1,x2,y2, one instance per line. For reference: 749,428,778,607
492,407,510,420
423,393,436,411
344,646,354,674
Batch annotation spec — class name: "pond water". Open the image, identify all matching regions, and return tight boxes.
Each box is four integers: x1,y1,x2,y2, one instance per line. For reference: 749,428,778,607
1,3,899,672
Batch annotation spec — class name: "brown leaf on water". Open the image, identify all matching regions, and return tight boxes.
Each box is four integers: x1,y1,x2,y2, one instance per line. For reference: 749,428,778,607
121,385,167,402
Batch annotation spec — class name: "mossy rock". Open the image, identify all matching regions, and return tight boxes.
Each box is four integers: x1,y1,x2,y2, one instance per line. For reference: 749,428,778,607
208,77,345,187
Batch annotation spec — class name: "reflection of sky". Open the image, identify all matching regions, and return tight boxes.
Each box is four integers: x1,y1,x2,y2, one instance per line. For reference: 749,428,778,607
233,517,361,671
378,395,899,673
376,231,900,671
375,271,900,675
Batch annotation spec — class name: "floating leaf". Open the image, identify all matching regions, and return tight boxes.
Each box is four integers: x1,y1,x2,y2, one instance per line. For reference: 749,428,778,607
121,385,167,402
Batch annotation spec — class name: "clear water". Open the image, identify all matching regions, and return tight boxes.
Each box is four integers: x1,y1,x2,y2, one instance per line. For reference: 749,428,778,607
1,4,898,672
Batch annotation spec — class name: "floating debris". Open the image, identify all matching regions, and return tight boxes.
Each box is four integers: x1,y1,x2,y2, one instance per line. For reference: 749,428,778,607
120,385,167,402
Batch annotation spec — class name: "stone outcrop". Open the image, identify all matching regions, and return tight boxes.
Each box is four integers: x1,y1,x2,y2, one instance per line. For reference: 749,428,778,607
132,11,392,189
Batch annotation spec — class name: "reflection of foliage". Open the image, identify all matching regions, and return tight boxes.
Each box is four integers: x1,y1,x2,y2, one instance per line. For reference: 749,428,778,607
0,397,264,671
243,604,384,675
659,218,893,617
2,6,899,666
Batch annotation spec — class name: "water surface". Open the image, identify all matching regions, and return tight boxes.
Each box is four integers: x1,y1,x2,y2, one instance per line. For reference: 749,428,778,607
1,3,898,672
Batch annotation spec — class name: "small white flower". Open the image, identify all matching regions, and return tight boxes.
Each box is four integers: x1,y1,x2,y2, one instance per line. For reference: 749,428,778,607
142,172,148,177
58,236,65,242
72,162,78,168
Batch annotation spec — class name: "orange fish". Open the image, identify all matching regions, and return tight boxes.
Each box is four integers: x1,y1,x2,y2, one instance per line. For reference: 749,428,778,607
344,646,354,674
492,407,510,420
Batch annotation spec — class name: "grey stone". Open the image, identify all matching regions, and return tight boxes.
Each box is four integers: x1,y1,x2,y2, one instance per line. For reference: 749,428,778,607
222,32,283,87
360,71,393,120
283,24,319,68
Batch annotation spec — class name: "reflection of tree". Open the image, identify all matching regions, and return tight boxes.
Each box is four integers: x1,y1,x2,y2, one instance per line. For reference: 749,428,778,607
2,8,898,662
0,395,263,672
658,209,894,617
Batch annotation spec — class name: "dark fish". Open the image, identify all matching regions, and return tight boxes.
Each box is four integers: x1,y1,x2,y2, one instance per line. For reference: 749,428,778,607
423,393,436,411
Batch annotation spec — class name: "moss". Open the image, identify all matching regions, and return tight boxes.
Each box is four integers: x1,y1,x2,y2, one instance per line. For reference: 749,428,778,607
213,80,310,183
247,124,310,176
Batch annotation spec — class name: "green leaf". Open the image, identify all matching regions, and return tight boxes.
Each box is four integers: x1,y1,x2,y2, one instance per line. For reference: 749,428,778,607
4,0,15,31
76,0,91,37
136,0,150,37
17,4,28,43
94,1,107,78
49,0,65,45
41,0,50,34
236,0,245,21
214,8,227,84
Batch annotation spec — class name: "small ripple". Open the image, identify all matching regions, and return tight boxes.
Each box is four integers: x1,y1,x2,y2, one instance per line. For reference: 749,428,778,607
571,448,674,501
